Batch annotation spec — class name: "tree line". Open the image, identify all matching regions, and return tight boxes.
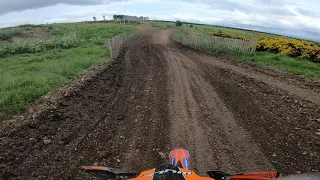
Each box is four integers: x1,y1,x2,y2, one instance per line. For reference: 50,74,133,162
113,15,124,20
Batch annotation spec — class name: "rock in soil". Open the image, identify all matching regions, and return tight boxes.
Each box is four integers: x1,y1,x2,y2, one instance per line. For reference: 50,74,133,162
158,152,166,159
43,138,52,145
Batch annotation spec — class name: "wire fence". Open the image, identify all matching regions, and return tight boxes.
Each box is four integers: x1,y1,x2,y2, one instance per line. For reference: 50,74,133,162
106,35,128,58
179,34,258,54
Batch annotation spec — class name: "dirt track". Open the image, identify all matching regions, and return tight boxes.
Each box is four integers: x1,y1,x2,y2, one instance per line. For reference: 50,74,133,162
0,30,320,179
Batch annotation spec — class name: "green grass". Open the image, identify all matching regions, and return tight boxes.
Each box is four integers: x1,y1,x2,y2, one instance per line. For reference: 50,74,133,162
0,23,136,120
174,26,320,79
0,28,24,40
45,23,136,38
173,30,190,42
184,24,281,40
0,46,106,120
0,33,81,57
236,52,320,78
152,23,169,29
151,21,175,29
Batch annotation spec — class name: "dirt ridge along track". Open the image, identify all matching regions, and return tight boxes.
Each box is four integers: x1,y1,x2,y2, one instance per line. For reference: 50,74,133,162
0,29,319,179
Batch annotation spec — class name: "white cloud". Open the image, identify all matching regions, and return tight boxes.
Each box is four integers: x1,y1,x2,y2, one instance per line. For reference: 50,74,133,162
0,0,319,41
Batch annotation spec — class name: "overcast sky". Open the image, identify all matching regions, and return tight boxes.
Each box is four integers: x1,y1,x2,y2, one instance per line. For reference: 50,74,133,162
0,0,319,41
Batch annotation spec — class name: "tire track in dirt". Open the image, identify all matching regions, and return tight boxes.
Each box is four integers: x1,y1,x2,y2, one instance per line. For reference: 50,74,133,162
162,42,274,175
198,53,320,105
0,29,319,179
0,32,170,179
176,44,320,175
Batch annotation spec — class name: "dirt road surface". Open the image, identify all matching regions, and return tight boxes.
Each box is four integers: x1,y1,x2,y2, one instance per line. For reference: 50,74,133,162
1,30,319,179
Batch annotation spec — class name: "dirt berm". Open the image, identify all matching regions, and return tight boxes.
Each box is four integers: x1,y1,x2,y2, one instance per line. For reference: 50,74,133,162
0,30,319,179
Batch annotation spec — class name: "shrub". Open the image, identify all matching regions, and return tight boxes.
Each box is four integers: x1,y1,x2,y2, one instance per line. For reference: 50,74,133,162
0,33,81,57
18,24,42,28
0,28,24,40
152,23,168,29
47,25,54,31
257,38,320,63
129,21,141,25
176,20,183,27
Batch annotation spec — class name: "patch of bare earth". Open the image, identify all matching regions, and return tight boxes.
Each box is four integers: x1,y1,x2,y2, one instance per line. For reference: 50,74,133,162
0,30,319,180
24,27,51,38
7,27,52,43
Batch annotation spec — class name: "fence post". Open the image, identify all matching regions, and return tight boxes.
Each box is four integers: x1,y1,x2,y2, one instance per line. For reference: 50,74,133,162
108,39,113,57
106,35,130,58
251,38,258,54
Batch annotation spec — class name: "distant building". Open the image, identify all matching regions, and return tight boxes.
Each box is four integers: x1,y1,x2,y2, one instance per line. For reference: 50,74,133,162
121,15,131,23
121,15,149,23
123,15,133,20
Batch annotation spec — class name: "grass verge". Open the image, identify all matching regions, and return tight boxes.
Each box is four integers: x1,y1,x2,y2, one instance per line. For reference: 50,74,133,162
236,52,320,79
0,45,106,120
0,23,136,121
173,30,320,79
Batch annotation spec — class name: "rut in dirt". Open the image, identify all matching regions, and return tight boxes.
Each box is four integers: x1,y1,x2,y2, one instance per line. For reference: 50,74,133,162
0,30,319,180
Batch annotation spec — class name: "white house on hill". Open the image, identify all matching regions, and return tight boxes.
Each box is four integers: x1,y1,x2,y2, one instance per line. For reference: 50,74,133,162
121,15,149,23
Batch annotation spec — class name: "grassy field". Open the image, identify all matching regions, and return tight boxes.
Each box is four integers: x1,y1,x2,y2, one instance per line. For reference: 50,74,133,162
0,23,137,120
175,24,320,79
152,21,175,29
236,52,320,78
182,24,281,40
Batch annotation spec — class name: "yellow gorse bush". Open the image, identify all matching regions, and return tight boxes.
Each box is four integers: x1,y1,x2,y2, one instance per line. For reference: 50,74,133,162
208,32,250,41
257,38,320,62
